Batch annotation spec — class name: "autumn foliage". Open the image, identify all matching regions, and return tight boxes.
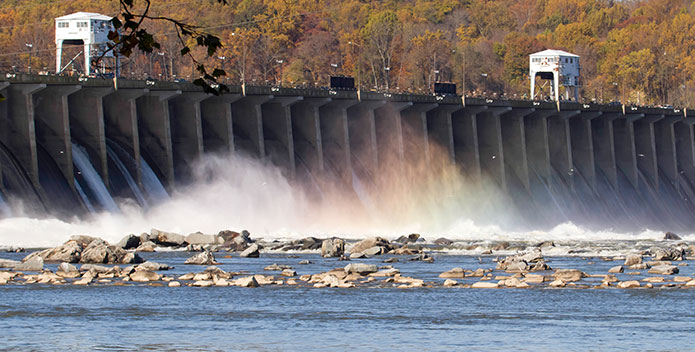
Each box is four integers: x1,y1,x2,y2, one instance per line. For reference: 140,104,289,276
1,0,694,106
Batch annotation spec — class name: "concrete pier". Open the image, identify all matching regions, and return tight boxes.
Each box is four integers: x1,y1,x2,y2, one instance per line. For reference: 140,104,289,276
0,74,694,229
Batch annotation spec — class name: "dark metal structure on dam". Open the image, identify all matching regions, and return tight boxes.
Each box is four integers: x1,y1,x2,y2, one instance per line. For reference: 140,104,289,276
1,74,695,231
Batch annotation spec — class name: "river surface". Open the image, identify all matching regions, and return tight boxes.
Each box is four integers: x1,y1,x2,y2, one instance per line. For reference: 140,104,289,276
1,249,694,351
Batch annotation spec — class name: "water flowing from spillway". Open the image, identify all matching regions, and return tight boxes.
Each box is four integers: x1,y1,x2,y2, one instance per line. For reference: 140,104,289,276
72,142,119,213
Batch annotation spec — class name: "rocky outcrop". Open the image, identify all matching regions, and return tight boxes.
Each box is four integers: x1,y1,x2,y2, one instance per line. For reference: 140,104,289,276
219,230,253,251
240,244,260,258
186,232,220,245
0,258,20,268
184,251,218,265
496,249,550,272
321,238,345,258
80,239,143,264
552,269,587,282
664,232,681,240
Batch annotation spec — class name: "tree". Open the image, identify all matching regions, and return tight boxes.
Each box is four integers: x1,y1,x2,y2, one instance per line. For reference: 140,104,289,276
361,10,401,90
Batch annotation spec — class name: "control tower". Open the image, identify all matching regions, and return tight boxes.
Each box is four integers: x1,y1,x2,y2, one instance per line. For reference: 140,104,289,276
529,49,580,102
55,12,115,76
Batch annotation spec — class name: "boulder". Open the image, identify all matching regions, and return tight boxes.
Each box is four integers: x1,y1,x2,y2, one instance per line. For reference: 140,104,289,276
130,270,161,282
443,279,458,287
115,234,140,249
240,244,260,258
219,230,253,251
56,262,79,278
264,263,291,271
280,269,297,277
192,280,214,287
395,233,420,244
186,232,219,245
350,237,391,255
69,235,99,247
362,246,386,256
0,258,20,268
624,254,642,266
321,238,345,258
648,265,679,275
80,239,143,264
439,267,466,279
608,265,624,273
471,281,499,288
344,263,378,275
168,281,181,287
552,269,586,282
349,252,366,259
664,232,682,240
27,240,83,263
151,229,186,247
137,261,172,271
136,241,157,252
184,251,218,265
433,238,453,246
492,242,510,251
298,260,313,265
235,276,259,287
651,247,685,261
16,256,43,271
617,280,641,289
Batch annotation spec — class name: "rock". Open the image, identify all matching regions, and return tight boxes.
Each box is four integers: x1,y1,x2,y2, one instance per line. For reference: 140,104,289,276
31,240,83,263
650,247,685,261
115,234,140,249
129,270,161,282
219,230,254,251
298,260,313,265
281,269,297,277
321,238,345,258
73,277,92,285
502,277,522,287
552,269,586,282
0,258,20,268
624,254,642,266
0,245,24,253
492,242,510,251
193,280,214,287
350,237,392,255
79,239,142,264
648,265,679,275
618,280,640,288
439,267,466,279
135,241,157,252
523,274,546,284
264,263,292,271
184,251,218,265
362,246,386,256
186,232,220,245
629,263,650,270
370,268,400,277
548,279,566,287
382,257,398,263
686,280,695,287
608,265,624,273
234,276,259,287
349,252,366,259
151,229,186,247
186,244,205,252
297,237,324,250
536,241,555,249
79,264,111,273
240,244,260,258
395,233,420,244
443,279,458,287
168,281,181,287
471,281,498,288
57,262,78,273
433,238,453,246
137,261,172,271
664,232,681,240
344,263,378,275
16,256,43,271
674,276,691,282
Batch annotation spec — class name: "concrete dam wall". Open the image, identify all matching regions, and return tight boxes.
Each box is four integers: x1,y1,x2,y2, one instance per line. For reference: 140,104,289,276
1,74,695,231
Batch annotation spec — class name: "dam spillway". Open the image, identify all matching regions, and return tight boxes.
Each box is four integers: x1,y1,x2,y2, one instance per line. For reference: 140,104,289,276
1,74,694,232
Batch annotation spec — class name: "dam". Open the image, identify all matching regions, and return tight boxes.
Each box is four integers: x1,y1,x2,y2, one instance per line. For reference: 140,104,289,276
1,73,694,231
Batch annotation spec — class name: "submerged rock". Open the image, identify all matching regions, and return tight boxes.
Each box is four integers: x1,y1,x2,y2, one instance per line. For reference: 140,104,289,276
321,238,345,258
433,238,454,246
184,251,218,265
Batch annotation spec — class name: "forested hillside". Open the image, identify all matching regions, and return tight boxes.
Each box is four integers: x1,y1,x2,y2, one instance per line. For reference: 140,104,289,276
1,0,694,106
